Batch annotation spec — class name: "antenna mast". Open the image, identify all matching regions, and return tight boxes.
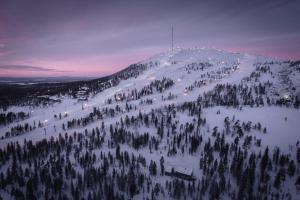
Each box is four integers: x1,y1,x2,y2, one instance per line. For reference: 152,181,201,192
171,25,174,52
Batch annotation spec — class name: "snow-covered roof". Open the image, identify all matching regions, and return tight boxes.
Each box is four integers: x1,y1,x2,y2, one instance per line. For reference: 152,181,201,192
49,97,61,101
80,86,89,90
77,90,87,95
78,96,88,101
37,95,50,98
175,166,193,176
164,165,193,176
165,165,173,173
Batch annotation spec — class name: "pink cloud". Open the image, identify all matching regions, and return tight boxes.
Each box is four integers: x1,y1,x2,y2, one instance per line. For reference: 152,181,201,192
0,51,12,57
1,51,152,77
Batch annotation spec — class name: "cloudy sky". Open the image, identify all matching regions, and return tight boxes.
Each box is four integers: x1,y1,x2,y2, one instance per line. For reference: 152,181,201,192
0,0,299,77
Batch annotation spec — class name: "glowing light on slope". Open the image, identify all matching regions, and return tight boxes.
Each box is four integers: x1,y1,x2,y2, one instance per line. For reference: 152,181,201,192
283,94,290,100
148,76,156,80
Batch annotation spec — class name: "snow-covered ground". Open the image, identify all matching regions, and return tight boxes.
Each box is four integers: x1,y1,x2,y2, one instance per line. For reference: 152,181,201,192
1,48,297,143
0,48,299,199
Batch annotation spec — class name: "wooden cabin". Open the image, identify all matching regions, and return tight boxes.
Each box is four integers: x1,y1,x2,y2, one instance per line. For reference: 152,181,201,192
164,165,195,181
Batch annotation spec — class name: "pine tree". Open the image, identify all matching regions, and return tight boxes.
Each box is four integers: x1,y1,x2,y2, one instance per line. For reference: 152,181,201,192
160,156,164,175
295,175,300,187
149,160,157,176
260,147,269,178
116,144,120,160
274,172,281,189
26,179,37,200
128,167,137,197
297,148,300,164
287,160,296,177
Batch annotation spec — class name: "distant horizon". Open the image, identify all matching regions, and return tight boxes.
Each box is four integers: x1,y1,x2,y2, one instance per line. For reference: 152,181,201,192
1,0,300,77
0,75,100,79
1,46,299,79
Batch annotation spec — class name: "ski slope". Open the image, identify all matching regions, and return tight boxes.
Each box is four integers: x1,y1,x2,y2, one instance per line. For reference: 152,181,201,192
0,48,299,147
1,48,300,200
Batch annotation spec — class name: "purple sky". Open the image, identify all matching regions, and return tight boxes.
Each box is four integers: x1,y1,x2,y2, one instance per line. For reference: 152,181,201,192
0,0,299,77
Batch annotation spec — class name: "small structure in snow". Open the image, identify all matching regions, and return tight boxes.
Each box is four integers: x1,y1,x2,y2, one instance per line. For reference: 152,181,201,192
164,165,174,176
37,95,50,99
164,165,194,181
37,95,61,103
49,97,61,103
175,166,194,180
80,86,89,91
78,96,88,101
76,86,89,101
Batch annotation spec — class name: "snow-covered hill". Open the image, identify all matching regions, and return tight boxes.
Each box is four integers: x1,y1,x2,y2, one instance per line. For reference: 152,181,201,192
0,48,300,199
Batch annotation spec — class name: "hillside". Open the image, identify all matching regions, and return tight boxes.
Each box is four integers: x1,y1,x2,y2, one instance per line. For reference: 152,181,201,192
0,48,300,200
